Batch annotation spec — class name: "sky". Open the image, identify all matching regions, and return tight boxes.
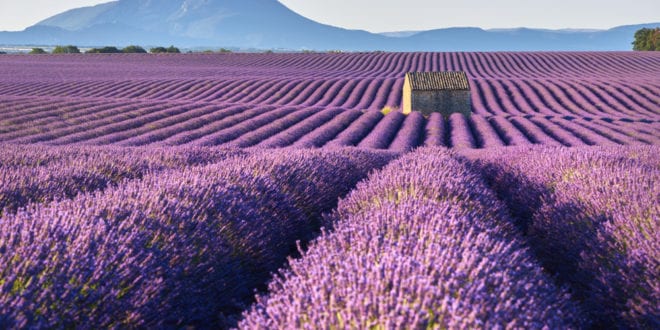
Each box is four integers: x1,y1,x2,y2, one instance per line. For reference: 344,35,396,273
0,0,658,32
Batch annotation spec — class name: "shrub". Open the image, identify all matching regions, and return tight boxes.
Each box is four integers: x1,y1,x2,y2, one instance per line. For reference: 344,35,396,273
86,46,122,54
28,48,47,54
149,46,168,53
150,46,181,53
52,45,81,54
122,45,147,53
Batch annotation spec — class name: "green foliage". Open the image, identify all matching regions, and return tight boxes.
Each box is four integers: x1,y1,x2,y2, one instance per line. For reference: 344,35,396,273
122,45,147,53
167,46,181,53
150,46,181,53
52,45,80,54
149,47,168,53
86,46,122,54
218,48,232,53
632,27,660,51
28,48,47,55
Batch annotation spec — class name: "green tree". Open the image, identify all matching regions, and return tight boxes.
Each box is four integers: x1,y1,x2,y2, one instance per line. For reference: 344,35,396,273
632,27,660,51
52,45,81,54
28,48,47,54
149,46,168,53
166,46,181,53
149,46,180,53
86,46,122,54
122,45,147,53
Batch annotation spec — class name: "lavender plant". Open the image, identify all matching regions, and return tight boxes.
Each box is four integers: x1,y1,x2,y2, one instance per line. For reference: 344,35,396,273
239,147,584,328
466,145,659,328
0,148,397,328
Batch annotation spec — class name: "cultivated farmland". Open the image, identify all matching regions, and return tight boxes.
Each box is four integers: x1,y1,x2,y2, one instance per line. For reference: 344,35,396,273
0,52,658,148
0,52,658,329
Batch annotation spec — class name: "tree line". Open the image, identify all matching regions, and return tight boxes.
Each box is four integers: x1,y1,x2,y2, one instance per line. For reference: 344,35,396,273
28,45,182,54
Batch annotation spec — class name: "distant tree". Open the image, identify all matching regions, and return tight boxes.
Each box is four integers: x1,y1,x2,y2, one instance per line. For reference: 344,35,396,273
150,46,181,53
86,46,122,54
0,51,6,55
149,46,168,53
264,50,274,54
122,45,147,53
166,46,181,53
52,45,81,54
632,27,660,51
218,48,232,53
28,48,47,54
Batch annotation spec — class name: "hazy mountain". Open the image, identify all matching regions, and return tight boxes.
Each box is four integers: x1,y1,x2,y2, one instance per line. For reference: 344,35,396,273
1,0,387,50
0,0,657,51
399,23,660,51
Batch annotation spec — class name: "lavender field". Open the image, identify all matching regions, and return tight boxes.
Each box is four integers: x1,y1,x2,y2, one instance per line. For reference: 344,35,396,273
0,52,658,329
0,52,659,147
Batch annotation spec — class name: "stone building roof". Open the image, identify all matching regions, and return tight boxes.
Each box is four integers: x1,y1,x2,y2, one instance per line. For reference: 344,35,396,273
405,71,470,91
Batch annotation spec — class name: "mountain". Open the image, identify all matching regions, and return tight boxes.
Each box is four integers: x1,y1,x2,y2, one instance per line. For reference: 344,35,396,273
398,23,660,51
0,0,657,51
2,0,387,50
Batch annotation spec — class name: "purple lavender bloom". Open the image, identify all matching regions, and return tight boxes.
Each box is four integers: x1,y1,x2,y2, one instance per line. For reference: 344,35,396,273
239,147,584,329
466,145,659,328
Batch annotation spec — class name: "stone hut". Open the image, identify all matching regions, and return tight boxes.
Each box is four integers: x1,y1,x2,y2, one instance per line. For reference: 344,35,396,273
402,71,471,117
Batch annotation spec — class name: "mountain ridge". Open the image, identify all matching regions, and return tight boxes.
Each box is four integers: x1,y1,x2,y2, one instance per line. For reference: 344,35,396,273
0,0,657,51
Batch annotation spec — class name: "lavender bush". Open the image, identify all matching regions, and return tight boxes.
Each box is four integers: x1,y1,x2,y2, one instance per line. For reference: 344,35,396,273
466,145,659,328
0,144,243,217
0,147,397,328
239,147,584,328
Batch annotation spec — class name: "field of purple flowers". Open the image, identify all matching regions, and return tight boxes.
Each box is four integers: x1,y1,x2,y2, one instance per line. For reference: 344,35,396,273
0,52,658,328
0,52,658,148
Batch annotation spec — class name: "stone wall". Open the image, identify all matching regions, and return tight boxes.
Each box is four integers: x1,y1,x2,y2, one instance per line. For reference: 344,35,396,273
411,90,471,117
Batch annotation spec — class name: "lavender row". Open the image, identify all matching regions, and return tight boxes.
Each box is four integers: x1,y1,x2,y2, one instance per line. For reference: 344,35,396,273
0,144,243,217
324,110,384,147
240,147,583,328
387,111,424,151
1,52,658,121
0,147,398,328
256,108,345,148
0,95,655,148
357,111,405,149
2,52,656,82
466,145,659,328
227,107,319,148
291,110,363,148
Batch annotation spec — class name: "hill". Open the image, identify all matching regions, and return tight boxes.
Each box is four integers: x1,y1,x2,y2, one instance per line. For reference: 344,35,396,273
2,0,386,50
0,0,658,51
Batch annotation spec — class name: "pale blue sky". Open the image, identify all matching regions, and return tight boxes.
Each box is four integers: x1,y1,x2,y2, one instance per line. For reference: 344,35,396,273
0,0,658,32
